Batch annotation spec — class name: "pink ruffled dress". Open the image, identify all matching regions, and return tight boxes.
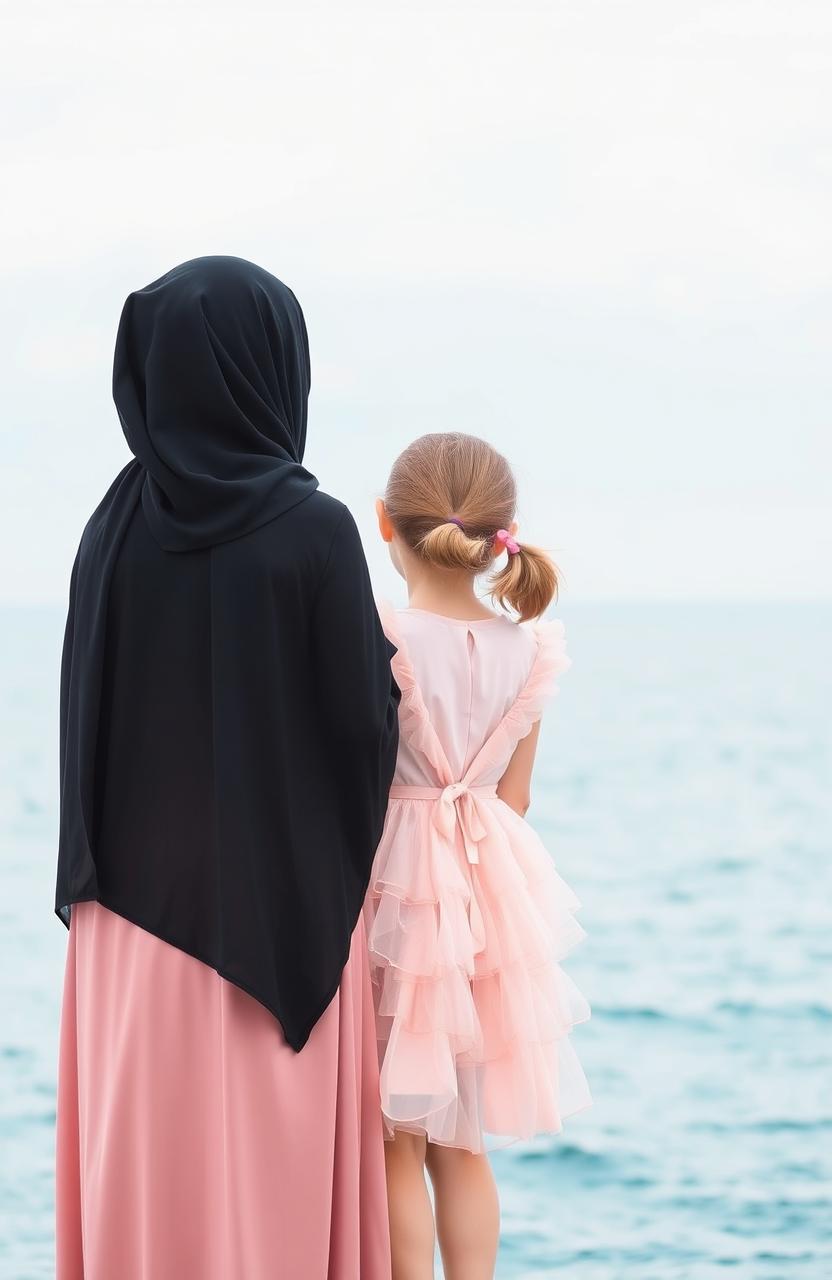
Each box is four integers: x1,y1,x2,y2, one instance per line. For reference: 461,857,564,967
364,604,591,1153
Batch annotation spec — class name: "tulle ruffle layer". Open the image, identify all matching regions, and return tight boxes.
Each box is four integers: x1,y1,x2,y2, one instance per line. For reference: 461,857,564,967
364,796,591,1153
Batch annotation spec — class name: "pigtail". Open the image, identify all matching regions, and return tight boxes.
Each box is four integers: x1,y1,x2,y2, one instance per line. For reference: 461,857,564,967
490,541,559,622
418,521,492,572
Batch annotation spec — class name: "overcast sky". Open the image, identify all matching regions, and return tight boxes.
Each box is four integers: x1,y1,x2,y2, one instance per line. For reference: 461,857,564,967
1,0,830,603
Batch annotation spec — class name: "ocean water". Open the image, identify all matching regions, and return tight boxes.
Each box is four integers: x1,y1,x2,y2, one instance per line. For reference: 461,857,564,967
1,601,831,1279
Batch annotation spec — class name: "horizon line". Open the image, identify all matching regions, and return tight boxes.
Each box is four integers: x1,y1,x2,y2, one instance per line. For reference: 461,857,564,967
3,595,831,610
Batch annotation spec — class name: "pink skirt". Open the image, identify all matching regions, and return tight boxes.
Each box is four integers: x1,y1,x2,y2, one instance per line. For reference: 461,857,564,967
56,901,391,1280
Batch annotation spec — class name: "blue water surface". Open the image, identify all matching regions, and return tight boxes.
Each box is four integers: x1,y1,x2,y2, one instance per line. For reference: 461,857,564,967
1,602,831,1279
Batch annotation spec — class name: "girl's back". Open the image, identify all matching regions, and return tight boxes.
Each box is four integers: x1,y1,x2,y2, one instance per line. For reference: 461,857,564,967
384,606,539,786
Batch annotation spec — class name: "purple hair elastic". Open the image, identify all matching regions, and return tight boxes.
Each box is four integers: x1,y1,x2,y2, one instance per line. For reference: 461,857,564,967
447,516,465,529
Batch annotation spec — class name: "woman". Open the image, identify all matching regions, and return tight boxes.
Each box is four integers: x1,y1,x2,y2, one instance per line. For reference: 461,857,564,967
54,256,400,1279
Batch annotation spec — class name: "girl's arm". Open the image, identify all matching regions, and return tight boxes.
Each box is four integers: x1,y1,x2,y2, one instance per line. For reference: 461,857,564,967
496,720,542,817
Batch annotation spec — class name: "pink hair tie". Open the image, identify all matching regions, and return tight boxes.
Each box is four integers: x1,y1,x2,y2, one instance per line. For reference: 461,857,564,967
494,528,520,555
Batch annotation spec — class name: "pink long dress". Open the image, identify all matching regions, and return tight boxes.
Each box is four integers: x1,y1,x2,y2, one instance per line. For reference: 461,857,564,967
364,604,591,1154
55,904,391,1279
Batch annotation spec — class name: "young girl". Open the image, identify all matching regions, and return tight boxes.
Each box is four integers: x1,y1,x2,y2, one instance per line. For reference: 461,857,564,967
365,432,591,1280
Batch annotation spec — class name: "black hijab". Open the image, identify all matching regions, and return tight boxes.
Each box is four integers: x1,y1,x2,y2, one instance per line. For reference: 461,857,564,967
55,257,400,1050
114,255,318,550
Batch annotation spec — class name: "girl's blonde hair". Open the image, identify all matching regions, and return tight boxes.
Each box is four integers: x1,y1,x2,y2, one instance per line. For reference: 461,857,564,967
383,432,559,622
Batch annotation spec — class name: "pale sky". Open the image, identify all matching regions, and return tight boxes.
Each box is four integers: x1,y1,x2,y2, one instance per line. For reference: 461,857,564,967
1,0,830,603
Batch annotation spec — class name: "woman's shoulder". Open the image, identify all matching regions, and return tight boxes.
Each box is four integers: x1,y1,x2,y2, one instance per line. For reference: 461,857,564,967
254,489,361,559
286,488,351,537
235,490,370,594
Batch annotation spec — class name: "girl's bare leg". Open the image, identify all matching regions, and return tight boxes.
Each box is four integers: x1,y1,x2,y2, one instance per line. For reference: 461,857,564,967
425,1143,500,1280
384,1130,436,1280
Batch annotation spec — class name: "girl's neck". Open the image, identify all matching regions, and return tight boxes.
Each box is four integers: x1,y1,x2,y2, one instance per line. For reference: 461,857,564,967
405,572,495,622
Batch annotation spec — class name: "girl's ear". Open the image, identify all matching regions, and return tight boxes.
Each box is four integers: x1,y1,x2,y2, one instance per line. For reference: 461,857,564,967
509,520,519,537
375,497,395,543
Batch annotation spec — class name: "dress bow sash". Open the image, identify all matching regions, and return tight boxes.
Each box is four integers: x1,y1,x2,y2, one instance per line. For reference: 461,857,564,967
434,782,491,865
387,782,497,866
387,781,498,957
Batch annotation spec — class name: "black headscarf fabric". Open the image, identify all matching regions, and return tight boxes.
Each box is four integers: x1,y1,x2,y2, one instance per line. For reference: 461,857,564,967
55,257,400,1051
114,255,318,550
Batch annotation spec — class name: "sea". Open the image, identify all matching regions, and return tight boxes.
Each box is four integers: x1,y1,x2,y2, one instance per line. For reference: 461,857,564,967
1,601,830,1279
